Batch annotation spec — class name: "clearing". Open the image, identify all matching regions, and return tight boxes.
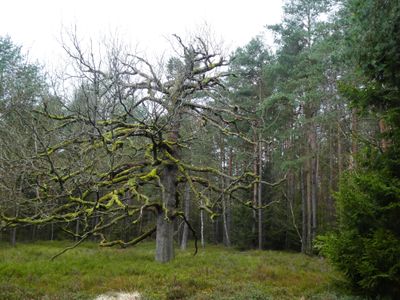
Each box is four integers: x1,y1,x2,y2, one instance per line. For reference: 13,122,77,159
0,241,352,299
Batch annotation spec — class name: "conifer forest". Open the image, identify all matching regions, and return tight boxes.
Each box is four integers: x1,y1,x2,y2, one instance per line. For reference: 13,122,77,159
0,0,399,299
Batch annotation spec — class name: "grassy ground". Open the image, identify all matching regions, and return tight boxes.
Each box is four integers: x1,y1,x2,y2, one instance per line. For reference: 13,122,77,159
0,241,354,300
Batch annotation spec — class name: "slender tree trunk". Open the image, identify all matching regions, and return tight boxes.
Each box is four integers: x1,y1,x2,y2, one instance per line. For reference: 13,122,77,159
31,138,39,242
252,139,258,246
222,195,231,247
31,224,36,242
50,223,54,241
258,138,263,250
91,192,100,242
223,148,234,247
328,124,334,224
200,199,205,248
301,167,307,253
349,108,358,169
10,228,16,247
214,216,220,244
285,171,292,249
181,183,190,250
306,157,312,253
217,138,230,247
337,122,343,177
310,126,318,242
10,203,18,246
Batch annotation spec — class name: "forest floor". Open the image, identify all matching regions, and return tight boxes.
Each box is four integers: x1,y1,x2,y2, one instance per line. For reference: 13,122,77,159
0,241,357,300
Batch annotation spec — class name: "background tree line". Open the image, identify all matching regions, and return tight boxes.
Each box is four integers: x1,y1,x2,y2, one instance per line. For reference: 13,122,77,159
0,0,399,297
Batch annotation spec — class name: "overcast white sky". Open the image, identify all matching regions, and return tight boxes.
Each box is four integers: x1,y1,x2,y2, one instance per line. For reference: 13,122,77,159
0,0,283,67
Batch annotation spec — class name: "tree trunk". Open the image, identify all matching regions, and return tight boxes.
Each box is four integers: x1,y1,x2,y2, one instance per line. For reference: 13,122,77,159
155,164,177,262
306,157,312,253
257,138,263,250
223,148,234,247
50,223,54,241
91,192,100,242
10,203,18,246
155,97,181,262
310,127,318,242
10,228,16,246
337,122,343,177
349,108,358,169
252,139,258,246
31,224,36,241
218,138,231,247
214,216,220,244
222,197,231,247
301,167,307,253
328,124,334,224
200,199,205,248
180,183,190,250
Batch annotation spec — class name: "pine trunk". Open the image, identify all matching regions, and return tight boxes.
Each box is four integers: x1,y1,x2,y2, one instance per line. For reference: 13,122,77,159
328,124,334,224
257,139,263,250
310,126,318,242
252,139,258,246
337,122,343,177
301,167,307,253
306,157,312,253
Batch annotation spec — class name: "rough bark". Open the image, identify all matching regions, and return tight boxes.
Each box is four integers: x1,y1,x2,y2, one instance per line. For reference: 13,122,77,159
155,164,177,262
